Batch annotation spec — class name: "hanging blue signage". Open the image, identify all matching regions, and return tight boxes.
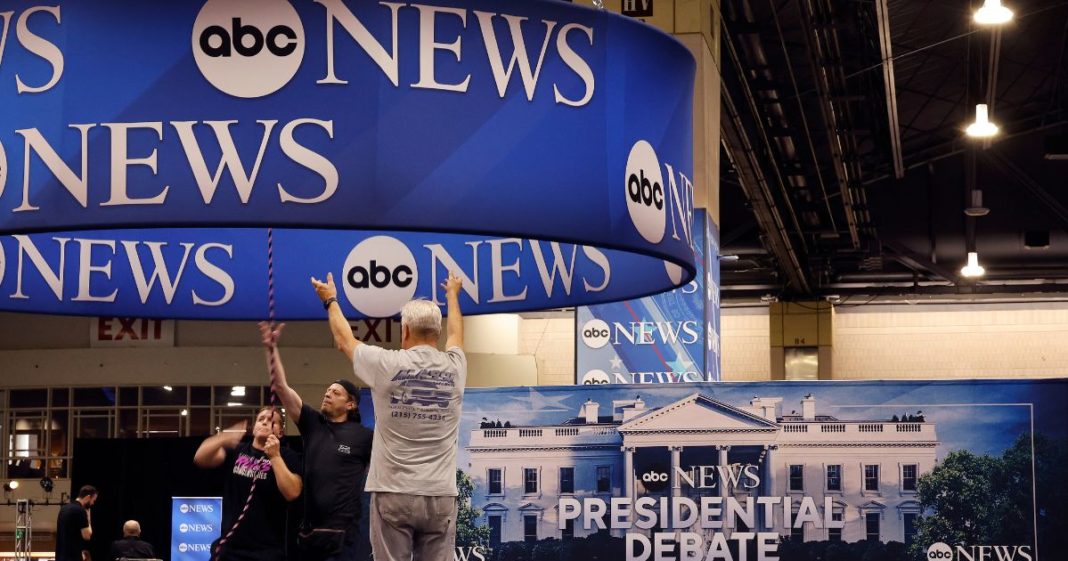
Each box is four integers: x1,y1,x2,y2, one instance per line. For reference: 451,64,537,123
171,496,222,561
0,0,696,319
704,217,721,381
576,209,718,384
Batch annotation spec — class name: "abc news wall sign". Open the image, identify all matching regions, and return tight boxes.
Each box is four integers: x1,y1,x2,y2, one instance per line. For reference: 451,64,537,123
0,0,696,319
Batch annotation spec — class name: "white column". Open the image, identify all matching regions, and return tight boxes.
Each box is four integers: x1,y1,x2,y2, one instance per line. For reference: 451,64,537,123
670,446,684,498
763,445,777,532
623,446,635,499
717,445,731,531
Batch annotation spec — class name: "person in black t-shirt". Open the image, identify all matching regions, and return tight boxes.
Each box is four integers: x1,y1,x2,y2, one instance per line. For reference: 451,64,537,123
108,520,155,560
194,405,303,561
56,485,98,561
260,322,374,561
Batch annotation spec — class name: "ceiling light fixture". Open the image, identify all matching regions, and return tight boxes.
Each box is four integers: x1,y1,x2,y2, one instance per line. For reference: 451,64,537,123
964,190,990,217
960,252,986,277
974,0,1013,25
966,104,999,138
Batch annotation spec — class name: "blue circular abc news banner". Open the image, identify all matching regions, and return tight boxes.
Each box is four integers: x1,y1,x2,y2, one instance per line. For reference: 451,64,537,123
0,0,695,319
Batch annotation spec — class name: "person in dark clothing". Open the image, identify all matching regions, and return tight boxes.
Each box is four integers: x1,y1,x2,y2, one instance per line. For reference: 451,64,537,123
194,405,303,561
108,520,155,560
56,485,98,561
260,322,374,561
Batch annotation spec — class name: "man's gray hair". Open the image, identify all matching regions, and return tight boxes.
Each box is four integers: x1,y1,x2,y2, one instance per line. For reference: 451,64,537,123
401,299,442,338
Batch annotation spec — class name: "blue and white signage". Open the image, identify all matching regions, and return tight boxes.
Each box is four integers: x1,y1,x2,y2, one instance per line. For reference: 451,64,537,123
171,496,222,561
576,209,719,384
0,0,696,319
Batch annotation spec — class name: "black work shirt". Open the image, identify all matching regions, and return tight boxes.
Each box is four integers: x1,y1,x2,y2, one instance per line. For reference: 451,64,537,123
55,501,89,561
297,404,373,529
109,536,156,560
218,440,302,552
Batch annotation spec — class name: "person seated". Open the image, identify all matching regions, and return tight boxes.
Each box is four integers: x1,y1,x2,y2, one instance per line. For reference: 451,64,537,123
109,520,155,560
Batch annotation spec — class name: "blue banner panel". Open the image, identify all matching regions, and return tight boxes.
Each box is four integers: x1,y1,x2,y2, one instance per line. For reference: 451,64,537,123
0,0,698,318
369,379,1067,561
575,209,715,384
0,228,690,319
171,497,222,561
704,217,721,381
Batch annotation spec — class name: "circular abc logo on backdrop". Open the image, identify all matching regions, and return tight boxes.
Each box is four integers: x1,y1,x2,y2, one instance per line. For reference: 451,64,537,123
179,523,189,533
178,544,189,553
0,138,7,199
581,370,610,385
192,0,305,98
664,260,683,285
625,140,665,244
179,504,190,514
926,543,953,560
581,319,611,349
342,236,418,317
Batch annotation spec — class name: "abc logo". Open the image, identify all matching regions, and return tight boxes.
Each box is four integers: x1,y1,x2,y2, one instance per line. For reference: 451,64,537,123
192,0,305,98
926,543,953,560
179,523,189,533
624,140,666,244
581,319,611,349
342,236,419,318
0,138,7,199
179,504,190,514
178,544,189,553
664,260,683,285
348,260,414,290
640,466,670,492
581,370,610,385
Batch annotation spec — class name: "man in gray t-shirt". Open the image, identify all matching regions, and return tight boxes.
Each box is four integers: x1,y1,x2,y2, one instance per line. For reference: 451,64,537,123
312,271,466,561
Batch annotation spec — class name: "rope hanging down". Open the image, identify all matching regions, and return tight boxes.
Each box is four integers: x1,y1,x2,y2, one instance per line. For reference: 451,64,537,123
214,228,280,561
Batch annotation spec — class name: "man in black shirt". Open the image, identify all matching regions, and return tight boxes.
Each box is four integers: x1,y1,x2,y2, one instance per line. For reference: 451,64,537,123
194,406,303,561
261,322,374,561
108,520,155,560
56,485,98,561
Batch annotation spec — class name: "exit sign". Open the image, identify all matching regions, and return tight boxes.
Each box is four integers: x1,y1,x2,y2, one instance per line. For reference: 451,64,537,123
92,317,175,347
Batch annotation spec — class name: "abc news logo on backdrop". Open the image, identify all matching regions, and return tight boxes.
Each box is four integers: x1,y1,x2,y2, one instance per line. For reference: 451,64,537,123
178,503,215,514
192,0,305,98
177,543,212,554
343,236,418,317
926,542,1033,561
178,523,215,534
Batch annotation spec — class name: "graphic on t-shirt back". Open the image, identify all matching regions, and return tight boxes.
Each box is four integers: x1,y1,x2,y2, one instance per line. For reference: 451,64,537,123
389,369,454,408
232,453,271,480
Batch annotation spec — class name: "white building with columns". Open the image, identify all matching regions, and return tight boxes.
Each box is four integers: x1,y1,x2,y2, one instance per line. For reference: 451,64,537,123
465,393,938,547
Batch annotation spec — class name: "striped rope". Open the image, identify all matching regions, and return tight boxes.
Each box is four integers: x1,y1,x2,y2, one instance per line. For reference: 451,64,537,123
213,228,279,561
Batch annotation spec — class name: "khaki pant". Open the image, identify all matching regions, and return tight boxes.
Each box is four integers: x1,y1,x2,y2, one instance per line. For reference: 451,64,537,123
370,492,457,561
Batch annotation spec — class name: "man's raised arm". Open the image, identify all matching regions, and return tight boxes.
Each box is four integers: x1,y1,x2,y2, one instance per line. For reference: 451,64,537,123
259,322,303,425
443,272,463,350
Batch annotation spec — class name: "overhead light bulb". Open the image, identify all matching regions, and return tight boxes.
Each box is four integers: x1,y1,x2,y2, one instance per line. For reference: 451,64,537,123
960,252,986,277
966,104,999,138
974,0,1013,25
231,386,245,397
